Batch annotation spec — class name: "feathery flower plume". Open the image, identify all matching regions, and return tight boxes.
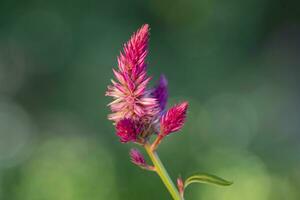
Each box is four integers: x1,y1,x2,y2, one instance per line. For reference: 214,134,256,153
116,118,142,143
152,75,168,112
106,24,159,125
160,102,189,135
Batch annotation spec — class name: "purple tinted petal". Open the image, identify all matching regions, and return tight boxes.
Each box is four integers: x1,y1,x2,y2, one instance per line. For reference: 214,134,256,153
152,75,168,111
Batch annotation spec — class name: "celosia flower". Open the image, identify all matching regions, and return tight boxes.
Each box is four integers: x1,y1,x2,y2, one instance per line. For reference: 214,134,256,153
106,24,159,125
106,25,232,199
129,148,146,167
152,75,168,112
116,118,142,143
160,102,189,135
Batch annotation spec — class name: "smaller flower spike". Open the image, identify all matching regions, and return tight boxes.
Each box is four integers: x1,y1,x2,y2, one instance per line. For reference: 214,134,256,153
160,102,189,135
130,149,155,171
152,75,168,112
130,149,146,167
116,118,142,143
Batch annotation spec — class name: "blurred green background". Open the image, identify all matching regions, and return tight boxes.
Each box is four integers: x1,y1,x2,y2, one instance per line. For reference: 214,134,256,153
0,0,300,199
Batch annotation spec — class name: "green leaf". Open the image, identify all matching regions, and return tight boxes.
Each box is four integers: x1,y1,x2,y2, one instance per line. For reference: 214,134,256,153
184,173,233,188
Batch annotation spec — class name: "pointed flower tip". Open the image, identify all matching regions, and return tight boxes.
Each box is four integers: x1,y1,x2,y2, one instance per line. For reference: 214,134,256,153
140,24,149,32
132,24,150,43
160,101,189,135
179,101,189,110
129,148,146,167
159,74,168,85
136,24,149,36
116,119,141,143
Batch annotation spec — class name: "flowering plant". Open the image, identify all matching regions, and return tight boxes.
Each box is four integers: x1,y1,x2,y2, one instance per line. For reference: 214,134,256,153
106,24,232,200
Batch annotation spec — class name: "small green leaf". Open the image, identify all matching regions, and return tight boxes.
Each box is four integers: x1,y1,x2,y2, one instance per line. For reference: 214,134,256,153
184,173,233,188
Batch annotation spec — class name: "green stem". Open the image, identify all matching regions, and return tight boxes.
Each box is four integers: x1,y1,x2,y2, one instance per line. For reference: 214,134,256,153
144,142,182,200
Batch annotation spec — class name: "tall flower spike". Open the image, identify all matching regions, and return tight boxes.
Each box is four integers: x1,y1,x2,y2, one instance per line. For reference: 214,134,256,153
116,118,142,143
106,24,159,125
152,74,168,112
160,102,189,135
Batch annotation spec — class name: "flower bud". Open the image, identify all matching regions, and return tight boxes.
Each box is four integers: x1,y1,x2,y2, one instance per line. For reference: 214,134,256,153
177,176,185,198
129,148,146,167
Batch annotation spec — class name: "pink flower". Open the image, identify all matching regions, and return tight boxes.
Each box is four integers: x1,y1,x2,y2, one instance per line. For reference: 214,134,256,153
116,118,142,143
129,148,146,167
160,102,189,135
106,24,159,124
